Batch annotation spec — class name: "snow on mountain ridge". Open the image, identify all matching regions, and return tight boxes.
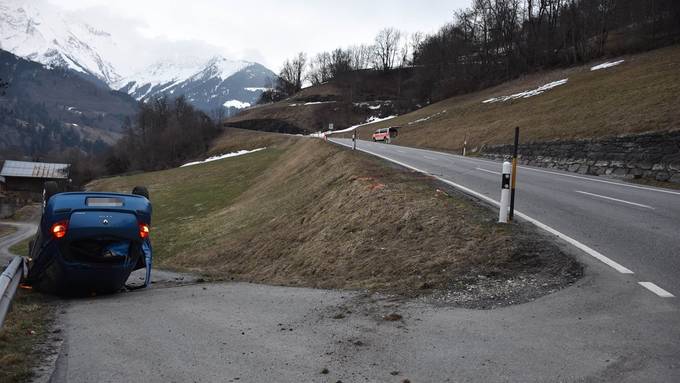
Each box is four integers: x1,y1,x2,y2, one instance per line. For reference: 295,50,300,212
114,55,256,101
0,0,122,84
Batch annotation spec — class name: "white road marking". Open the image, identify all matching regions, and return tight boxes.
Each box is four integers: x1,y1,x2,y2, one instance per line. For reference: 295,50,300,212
330,139,635,274
639,282,675,298
575,190,655,210
423,155,436,160
361,140,680,196
519,167,680,196
476,167,500,175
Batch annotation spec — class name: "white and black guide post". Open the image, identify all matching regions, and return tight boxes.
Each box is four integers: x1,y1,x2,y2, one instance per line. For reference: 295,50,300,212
352,130,357,150
499,161,512,223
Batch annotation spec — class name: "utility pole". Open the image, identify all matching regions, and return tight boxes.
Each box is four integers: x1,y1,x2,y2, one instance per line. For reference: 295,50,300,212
509,127,519,221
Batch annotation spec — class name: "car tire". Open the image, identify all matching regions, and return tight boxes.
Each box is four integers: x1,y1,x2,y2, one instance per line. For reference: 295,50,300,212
43,181,59,204
132,186,150,200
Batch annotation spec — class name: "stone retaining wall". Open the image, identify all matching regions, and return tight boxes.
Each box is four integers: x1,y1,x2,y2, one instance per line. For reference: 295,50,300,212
480,130,680,184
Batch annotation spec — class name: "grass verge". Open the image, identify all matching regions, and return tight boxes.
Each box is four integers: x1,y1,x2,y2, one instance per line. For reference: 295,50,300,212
0,224,17,238
9,237,31,257
89,137,581,304
0,290,54,383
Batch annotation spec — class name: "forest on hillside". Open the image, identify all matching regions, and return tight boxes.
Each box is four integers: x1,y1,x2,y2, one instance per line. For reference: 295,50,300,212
268,0,680,104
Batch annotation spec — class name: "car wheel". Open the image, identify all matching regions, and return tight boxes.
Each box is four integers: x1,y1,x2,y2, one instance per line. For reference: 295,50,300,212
43,181,59,206
132,186,150,200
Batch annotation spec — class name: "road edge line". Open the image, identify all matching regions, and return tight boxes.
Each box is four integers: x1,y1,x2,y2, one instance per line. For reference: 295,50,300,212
331,139,635,275
638,282,675,298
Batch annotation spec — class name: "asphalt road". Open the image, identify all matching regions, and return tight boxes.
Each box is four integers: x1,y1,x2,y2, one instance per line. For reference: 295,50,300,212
0,220,37,264
49,266,680,382
331,138,680,298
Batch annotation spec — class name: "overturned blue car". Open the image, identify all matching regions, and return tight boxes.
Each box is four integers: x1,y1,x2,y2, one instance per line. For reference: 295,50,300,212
25,183,153,295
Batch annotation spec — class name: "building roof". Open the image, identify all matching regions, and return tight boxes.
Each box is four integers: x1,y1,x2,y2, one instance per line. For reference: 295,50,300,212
0,160,70,179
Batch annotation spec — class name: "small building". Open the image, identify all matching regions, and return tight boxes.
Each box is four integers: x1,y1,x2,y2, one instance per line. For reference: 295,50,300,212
0,160,70,193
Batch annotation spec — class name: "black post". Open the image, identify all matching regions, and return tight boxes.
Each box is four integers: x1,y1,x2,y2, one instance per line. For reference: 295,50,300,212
509,127,519,221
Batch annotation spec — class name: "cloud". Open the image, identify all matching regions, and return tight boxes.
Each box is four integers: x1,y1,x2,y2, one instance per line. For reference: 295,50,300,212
43,0,471,73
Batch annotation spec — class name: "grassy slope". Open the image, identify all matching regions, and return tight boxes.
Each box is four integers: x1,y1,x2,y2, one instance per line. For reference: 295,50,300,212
88,131,579,296
9,237,30,257
0,224,16,238
341,45,680,151
0,292,52,383
225,70,410,134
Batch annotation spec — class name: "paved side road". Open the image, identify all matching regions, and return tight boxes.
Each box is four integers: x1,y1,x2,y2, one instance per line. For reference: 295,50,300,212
0,220,37,264
51,263,680,382
330,138,680,298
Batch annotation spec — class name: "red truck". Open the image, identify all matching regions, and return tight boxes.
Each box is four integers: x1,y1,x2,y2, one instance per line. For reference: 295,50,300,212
372,127,399,143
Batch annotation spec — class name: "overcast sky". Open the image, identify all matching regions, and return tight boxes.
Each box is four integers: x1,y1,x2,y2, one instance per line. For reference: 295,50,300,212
46,0,472,72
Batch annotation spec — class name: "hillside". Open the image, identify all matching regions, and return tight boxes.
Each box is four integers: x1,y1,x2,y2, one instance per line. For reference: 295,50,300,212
224,69,416,134
0,49,138,158
341,45,680,151
88,130,580,304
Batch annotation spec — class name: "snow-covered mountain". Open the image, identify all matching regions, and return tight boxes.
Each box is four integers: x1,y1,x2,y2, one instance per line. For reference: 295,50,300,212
0,0,277,113
115,56,277,113
0,0,121,85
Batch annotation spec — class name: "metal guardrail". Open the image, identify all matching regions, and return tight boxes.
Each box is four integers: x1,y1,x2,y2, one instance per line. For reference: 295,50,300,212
0,256,26,328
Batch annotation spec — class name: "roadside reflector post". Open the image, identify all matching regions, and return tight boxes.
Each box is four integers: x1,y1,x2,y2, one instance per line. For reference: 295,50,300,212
509,127,519,221
463,129,468,156
352,130,357,150
499,161,512,223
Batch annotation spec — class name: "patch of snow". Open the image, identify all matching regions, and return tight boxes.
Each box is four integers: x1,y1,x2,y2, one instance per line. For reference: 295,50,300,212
0,0,121,83
289,101,337,107
483,79,568,104
180,148,266,168
408,110,447,125
244,87,270,92
223,100,251,109
591,60,624,71
304,101,336,106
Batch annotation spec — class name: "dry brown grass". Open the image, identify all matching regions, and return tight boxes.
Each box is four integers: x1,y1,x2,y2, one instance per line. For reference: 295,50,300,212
0,291,53,383
226,100,363,134
208,127,297,156
88,137,579,295
341,45,680,151
0,224,16,238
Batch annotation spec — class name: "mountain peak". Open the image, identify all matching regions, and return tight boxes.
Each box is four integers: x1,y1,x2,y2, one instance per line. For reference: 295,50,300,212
0,0,121,84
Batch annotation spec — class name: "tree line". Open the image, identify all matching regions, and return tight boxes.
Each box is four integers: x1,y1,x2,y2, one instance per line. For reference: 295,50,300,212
104,96,220,174
264,0,680,103
412,0,680,100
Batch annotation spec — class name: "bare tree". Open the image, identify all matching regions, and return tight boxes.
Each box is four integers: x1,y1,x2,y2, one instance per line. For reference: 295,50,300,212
348,44,373,70
277,52,307,95
373,27,403,71
409,32,424,64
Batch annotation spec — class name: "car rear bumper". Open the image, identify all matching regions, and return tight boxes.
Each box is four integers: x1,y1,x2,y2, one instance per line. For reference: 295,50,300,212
28,239,143,294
